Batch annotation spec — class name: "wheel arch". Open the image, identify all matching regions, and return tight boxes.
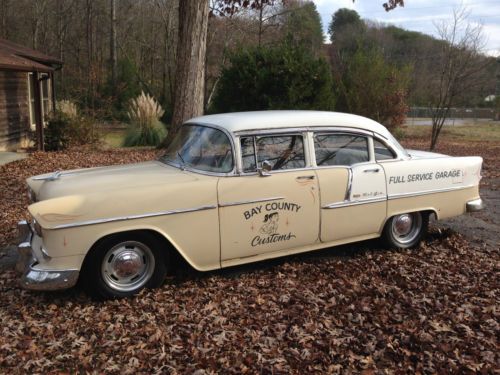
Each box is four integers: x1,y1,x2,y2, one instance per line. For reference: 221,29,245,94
81,227,199,273
379,208,438,234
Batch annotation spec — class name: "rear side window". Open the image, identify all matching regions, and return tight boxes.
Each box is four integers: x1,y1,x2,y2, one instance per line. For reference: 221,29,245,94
373,139,396,161
240,135,305,172
314,133,369,166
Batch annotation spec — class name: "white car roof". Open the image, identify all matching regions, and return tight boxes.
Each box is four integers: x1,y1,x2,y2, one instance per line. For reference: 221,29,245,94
186,110,392,138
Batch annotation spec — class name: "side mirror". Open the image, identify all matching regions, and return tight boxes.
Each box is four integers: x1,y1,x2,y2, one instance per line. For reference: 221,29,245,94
257,160,272,177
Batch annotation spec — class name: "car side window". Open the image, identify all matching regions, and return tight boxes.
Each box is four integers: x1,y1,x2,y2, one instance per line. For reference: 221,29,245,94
373,139,396,161
314,133,369,166
240,135,306,172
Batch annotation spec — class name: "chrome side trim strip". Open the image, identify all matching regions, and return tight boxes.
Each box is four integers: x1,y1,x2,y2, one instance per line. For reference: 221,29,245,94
51,205,217,230
388,184,476,200
323,197,386,209
219,196,285,208
345,168,353,201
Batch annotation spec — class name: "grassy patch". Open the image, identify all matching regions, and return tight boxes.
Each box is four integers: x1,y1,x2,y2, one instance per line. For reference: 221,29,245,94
402,121,500,143
102,128,127,148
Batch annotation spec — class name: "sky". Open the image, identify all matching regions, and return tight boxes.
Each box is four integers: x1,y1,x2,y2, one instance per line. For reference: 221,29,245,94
313,0,500,57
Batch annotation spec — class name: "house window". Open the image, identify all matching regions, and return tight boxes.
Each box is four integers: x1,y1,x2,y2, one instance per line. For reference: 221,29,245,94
27,72,52,130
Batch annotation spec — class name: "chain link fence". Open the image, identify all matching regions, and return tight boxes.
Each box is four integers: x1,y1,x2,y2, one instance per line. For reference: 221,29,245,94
408,107,497,120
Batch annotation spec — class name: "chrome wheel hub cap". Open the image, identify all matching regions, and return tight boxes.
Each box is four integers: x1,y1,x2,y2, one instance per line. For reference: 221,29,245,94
394,214,412,236
101,241,155,292
112,251,144,278
391,212,422,245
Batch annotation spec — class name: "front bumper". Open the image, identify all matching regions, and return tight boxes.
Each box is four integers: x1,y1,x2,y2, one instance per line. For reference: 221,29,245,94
16,220,79,291
466,198,485,213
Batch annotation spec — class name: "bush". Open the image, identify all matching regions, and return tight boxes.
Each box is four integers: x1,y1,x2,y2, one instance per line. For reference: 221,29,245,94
332,46,411,130
123,92,166,147
44,112,71,151
44,108,101,151
210,44,335,113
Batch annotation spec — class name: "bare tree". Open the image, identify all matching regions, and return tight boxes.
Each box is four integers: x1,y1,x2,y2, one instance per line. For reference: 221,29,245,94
155,0,178,107
428,7,488,150
110,0,117,87
0,0,10,38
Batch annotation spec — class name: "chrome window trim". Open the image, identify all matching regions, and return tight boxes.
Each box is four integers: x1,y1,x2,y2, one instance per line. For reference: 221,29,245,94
322,197,387,209
234,127,309,136
219,196,285,208
161,122,238,177
368,136,375,162
374,158,405,164
50,205,218,230
310,126,374,137
388,184,476,200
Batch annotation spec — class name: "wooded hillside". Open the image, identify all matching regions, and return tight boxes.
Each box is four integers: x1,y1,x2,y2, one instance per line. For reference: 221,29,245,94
0,0,495,121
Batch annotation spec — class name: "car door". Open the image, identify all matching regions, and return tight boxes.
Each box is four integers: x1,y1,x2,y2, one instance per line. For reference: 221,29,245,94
313,132,387,243
218,132,320,262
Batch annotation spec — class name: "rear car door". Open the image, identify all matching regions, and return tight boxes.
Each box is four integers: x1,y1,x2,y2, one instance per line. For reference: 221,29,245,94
313,132,387,242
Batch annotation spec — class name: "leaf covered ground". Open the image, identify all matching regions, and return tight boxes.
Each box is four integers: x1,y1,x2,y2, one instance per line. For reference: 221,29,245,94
0,139,498,373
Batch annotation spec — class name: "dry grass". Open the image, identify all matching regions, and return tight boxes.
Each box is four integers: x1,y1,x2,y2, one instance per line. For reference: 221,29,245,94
127,91,164,129
402,122,500,143
55,100,78,118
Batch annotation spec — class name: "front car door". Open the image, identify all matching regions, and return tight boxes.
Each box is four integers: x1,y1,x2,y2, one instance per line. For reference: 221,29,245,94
218,132,320,263
313,131,387,243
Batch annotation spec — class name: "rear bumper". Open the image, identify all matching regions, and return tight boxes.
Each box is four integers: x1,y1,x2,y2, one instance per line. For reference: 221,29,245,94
466,198,485,213
16,220,79,291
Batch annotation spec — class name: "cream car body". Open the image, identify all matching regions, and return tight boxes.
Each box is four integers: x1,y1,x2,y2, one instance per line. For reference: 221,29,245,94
16,111,484,296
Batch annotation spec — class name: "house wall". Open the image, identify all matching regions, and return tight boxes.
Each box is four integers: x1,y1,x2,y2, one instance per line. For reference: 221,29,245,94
0,70,30,151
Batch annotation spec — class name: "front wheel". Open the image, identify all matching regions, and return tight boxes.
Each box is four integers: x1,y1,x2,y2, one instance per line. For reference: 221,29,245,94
383,212,428,249
81,233,167,299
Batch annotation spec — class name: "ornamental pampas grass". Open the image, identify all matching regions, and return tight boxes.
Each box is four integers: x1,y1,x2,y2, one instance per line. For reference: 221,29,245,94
124,91,166,147
56,100,78,118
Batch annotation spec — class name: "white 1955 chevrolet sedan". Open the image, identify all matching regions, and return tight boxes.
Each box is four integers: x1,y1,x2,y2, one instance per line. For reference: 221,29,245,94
17,111,484,298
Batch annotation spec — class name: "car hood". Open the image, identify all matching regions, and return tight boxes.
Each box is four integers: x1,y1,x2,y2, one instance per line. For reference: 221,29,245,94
27,161,219,229
28,161,196,201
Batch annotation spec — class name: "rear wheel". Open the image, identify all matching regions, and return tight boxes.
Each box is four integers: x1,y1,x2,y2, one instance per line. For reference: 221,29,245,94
383,212,428,249
82,233,167,299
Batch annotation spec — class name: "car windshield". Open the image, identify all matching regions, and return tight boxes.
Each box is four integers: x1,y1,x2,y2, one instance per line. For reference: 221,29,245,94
160,124,234,173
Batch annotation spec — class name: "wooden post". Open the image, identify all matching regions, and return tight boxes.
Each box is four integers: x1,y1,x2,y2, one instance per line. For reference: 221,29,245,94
33,71,44,151
50,71,56,113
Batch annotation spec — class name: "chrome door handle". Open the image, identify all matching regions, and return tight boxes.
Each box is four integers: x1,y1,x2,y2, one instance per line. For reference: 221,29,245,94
296,175,315,180
363,168,380,173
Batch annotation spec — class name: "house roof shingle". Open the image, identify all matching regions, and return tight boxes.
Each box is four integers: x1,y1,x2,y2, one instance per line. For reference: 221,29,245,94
0,38,62,72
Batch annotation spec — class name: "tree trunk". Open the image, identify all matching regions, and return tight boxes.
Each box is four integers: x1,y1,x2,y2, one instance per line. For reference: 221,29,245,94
110,0,117,88
161,0,209,147
0,0,8,39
